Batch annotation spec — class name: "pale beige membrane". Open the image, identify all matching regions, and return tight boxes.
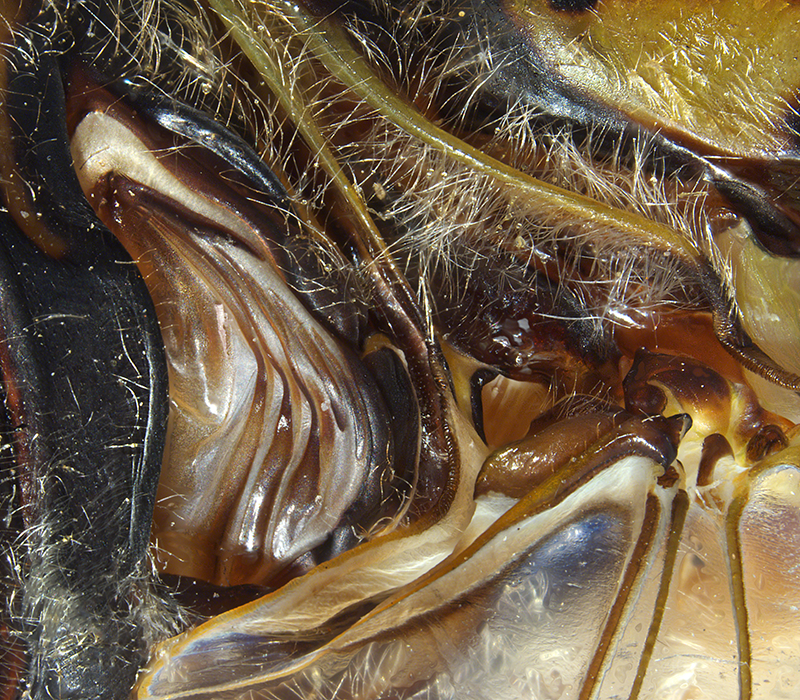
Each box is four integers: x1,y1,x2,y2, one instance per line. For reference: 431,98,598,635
740,464,800,699
717,223,800,378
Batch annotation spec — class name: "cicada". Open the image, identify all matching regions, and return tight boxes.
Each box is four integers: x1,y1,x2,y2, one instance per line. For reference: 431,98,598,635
0,1,799,699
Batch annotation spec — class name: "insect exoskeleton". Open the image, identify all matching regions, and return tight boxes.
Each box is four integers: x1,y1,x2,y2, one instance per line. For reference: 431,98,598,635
0,1,799,699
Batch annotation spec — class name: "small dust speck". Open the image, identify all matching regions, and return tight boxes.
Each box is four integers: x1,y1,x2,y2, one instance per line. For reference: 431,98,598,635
372,181,387,201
